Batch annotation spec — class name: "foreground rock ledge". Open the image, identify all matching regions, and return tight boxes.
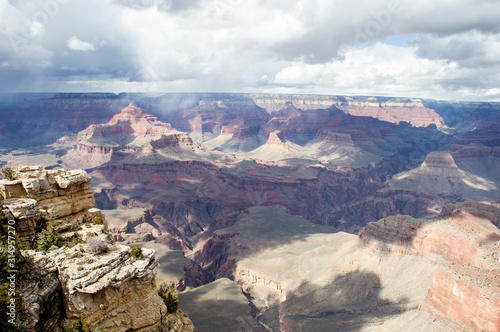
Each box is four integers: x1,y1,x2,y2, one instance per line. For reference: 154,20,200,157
25,244,193,332
1,165,194,331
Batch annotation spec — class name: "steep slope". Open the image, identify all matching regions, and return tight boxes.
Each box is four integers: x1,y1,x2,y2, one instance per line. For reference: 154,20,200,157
247,131,298,162
385,151,499,201
58,103,210,169
167,97,269,151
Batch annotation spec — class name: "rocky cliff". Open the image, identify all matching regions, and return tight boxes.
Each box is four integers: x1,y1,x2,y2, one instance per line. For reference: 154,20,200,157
358,202,500,331
58,103,206,169
0,166,194,331
251,94,446,128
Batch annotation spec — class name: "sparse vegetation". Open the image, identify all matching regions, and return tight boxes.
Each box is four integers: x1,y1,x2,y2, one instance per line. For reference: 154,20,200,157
64,317,103,332
71,235,85,246
91,216,103,225
36,222,61,251
157,283,178,314
1,167,16,181
130,246,142,258
19,194,36,200
86,237,107,255
81,215,92,226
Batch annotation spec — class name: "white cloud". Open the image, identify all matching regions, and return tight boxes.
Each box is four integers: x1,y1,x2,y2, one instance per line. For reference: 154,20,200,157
67,36,96,51
0,0,499,101
268,43,500,101
273,64,326,86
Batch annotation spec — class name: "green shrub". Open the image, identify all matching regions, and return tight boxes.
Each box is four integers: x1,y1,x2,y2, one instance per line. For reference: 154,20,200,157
36,222,60,251
1,167,16,181
157,283,178,314
91,216,103,225
64,317,103,332
71,236,84,246
130,246,142,258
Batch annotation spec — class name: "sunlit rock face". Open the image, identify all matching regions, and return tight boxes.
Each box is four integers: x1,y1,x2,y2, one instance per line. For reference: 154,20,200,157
1,166,95,219
58,103,206,169
252,95,446,128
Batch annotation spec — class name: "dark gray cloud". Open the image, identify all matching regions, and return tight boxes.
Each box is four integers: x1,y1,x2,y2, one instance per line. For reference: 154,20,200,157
413,32,500,68
114,0,157,10
115,0,201,12
270,0,500,63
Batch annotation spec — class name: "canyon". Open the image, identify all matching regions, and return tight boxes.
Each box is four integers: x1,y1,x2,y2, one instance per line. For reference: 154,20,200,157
1,93,499,331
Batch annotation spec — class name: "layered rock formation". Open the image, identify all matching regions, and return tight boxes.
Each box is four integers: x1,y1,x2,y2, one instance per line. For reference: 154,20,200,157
25,245,190,332
358,202,500,331
58,103,206,169
385,151,499,201
1,166,194,331
252,94,446,128
425,268,499,331
1,198,40,242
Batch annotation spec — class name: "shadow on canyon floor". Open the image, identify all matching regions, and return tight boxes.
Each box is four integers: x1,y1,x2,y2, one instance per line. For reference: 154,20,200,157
178,278,265,331
278,270,410,331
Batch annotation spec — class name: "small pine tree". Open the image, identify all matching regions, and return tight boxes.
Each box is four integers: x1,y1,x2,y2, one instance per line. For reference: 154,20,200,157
130,246,142,258
157,283,178,313
1,167,16,181
91,216,103,225
36,222,60,251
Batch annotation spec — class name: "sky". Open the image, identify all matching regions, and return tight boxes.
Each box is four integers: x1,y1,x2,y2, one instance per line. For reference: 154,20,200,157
1,0,500,101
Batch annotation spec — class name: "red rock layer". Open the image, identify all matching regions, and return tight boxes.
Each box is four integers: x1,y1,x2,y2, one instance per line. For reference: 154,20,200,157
339,101,445,128
314,129,354,146
425,269,499,332
252,95,446,128
413,227,478,266
421,152,458,169
358,215,422,250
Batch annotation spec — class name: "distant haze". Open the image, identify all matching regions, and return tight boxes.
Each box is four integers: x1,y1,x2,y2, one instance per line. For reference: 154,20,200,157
0,0,499,101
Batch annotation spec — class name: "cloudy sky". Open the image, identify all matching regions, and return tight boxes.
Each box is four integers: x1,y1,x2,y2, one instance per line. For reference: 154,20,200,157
1,0,499,101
